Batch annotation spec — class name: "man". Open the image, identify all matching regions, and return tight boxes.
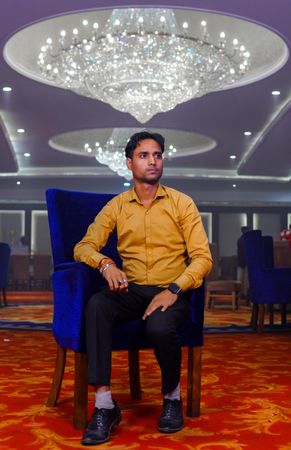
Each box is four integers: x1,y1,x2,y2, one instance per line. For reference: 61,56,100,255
74,131,212,446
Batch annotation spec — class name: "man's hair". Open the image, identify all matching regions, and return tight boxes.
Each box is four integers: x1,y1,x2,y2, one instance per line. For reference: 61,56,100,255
125,131,165,158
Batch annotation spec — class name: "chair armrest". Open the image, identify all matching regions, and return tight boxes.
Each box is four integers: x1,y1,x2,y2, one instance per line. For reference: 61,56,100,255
52,262,105,352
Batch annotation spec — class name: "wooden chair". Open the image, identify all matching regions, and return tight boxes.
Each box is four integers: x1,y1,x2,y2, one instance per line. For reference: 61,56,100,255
46,188,206,429
32,254,52,289
206,244,241,310
273,241,291,267
9,254,31,290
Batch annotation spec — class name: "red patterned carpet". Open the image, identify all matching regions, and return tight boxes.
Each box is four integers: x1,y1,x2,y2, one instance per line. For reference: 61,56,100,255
1,330,291,449
1,303,289,331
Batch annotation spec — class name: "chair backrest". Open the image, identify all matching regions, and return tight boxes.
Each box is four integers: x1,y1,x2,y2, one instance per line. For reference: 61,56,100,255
9,254,31,280
0,242,11,288
273,240,291,267
220,255,238,280
243,230,274,269
243,230,275,302
46,188,121,268
33,254,52,279
207,243,219,281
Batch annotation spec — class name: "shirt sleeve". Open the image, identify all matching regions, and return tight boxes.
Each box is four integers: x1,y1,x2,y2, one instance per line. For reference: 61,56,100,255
173,196,213,291
73,198,118,268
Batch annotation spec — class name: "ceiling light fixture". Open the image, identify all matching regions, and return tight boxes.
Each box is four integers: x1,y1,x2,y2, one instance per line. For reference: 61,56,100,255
272,90,280,96
24,152,30,157
17,128,25,133
244,131,252,136
229,155,236,159
2,86,12,92
37,8,250,123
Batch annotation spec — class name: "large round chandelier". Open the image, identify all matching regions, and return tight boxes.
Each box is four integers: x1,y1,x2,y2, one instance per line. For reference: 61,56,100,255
37,8,250,123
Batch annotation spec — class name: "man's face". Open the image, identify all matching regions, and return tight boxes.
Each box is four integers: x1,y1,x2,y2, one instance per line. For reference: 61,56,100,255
126,138,163,184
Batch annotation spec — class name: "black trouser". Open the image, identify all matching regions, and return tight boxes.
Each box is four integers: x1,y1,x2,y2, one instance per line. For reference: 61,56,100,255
85,283,190,395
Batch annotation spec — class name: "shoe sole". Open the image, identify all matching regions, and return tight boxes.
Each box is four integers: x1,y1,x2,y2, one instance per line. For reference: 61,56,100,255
157,423,183,434
82,415,121,445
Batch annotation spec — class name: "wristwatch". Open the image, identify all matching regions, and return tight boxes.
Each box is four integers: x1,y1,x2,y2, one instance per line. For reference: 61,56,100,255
168,283,182,296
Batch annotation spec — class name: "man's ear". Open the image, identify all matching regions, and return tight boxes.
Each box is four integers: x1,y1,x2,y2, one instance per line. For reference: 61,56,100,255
126,157,132,171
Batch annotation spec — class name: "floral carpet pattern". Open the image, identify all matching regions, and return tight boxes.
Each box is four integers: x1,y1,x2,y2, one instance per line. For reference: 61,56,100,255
1,295,291,448
0,304,290,333
0,330,291,450
1,330,291,449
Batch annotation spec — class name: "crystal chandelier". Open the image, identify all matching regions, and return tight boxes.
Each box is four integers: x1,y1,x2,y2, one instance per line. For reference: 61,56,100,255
37,8,250,123
83,128,178,180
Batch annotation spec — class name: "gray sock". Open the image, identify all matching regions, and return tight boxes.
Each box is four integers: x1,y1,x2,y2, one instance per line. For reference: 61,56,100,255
95,390,115,409
164,383,181,401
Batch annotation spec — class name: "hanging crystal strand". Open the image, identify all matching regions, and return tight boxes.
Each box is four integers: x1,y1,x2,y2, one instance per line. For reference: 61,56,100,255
200,20,209,43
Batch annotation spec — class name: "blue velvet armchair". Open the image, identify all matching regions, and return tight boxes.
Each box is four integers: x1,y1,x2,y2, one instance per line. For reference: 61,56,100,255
243,230,291,332
46,188,205,429
0,242,11,306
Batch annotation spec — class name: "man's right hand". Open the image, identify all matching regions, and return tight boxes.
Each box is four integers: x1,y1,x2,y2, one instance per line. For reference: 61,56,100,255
102,264,128,292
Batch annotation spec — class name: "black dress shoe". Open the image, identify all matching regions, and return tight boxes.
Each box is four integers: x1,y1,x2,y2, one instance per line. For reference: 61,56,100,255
157,398,183,433
82,402,121,445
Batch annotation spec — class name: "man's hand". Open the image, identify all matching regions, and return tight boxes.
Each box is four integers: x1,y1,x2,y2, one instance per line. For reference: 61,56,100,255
102,264,128,292
142,289,178,320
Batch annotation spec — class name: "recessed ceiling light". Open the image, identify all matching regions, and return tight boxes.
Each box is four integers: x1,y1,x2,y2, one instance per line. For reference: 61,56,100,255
123,182,130,187
229,155,236,159
17,128,25,133
24,152,30,157
2,86,12,92
244,131,252,136
232,183,237,188
272,90,280,96
16,180,21,185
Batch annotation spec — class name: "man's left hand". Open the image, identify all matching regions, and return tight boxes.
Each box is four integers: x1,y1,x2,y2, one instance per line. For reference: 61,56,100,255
142,289,178,320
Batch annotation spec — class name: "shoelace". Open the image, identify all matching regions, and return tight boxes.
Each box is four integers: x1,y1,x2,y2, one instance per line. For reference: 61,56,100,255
163,401,176,419
92,409,107,429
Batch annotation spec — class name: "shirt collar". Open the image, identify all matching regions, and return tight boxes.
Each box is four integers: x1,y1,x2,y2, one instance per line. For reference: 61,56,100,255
128,184,168,203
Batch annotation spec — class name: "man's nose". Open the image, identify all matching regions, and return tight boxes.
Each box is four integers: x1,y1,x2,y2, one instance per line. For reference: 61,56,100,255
148,154,156,165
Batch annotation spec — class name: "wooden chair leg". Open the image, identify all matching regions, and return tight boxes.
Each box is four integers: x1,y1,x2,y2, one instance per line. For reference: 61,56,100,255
47,344,67,407
258,304,265,333
205,291,211,309
129,349,142,400
186,346,202,417
3,289,7,306
231,291,236,311
281,304,287,325
74,352,88,429
269,304,274,326
251,304,258,330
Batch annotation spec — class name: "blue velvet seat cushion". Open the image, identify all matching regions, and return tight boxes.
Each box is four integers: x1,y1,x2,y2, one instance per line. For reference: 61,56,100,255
52,262,204,353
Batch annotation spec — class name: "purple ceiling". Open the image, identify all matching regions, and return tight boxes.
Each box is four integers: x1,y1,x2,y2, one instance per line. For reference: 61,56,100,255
1,0,291,204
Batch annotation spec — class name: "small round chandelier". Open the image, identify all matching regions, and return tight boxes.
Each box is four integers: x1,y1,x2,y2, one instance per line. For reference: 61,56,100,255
83,128,179,180
37,8,250,123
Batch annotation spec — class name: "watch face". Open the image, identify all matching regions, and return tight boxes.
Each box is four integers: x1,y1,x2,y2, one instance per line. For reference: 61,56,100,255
168,283,181,295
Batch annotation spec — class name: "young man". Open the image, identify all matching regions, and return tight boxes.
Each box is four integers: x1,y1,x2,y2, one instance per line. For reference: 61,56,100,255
74,131,212,446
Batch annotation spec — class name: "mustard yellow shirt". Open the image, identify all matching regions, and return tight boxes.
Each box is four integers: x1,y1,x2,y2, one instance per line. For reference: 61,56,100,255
74,184,212,291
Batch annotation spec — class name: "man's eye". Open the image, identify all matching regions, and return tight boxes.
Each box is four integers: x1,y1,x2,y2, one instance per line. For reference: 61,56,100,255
140,153,147,158
154,153,163,159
